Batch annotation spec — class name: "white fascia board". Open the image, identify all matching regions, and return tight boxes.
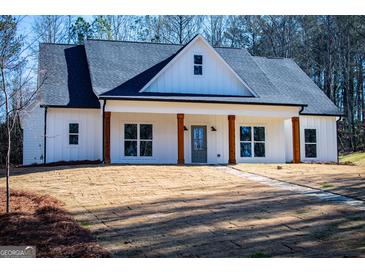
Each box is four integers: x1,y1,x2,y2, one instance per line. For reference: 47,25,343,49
105,100,301,118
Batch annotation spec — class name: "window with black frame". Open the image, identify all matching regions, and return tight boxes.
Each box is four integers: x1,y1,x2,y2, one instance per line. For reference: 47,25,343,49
194,54,203,75
139,124,153,156
304,129,317,158
240,126,265,158
124,123,153,157
69,123,79,145
124,124,138,156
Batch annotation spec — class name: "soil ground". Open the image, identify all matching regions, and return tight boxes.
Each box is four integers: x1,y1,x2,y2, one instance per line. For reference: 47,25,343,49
234,163,365,201
1,164,365,257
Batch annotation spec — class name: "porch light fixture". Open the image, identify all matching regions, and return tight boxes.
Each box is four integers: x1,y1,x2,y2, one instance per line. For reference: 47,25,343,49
184,126,188,131
211,126,217,132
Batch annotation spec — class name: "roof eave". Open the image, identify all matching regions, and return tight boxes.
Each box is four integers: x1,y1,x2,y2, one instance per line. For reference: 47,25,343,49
98,95,307,107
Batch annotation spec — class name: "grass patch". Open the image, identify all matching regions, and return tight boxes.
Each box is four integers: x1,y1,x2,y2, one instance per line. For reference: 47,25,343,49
340,151,365,166
320,183,334,188
250,251,271,258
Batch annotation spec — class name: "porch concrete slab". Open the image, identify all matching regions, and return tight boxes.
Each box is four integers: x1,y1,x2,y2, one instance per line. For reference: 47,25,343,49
3,164,365,257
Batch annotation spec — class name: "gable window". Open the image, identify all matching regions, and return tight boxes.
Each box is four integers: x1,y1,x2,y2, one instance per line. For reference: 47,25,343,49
194,54,203,75
69,123,79,145
124,123,153,157
304,129,317,158
240,126,265,158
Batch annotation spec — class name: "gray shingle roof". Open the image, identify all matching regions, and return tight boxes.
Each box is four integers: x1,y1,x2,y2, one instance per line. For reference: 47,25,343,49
38,43,99,108
38,38,342,115
252,57,342,115
84,40,182,96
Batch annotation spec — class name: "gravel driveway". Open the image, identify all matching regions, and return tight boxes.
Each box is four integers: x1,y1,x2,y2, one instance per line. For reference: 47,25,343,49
3,165,365,257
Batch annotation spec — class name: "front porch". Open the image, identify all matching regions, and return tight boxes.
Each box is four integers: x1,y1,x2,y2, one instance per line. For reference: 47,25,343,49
102,100,302,165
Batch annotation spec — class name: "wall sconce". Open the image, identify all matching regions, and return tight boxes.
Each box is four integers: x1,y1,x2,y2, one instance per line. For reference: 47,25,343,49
184,126,188,131
211,126,217,132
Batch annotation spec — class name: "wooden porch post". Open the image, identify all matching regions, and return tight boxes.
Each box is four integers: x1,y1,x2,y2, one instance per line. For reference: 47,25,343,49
228,115,236,164
177,113,185,165
292,117,300,163
104,111,111,164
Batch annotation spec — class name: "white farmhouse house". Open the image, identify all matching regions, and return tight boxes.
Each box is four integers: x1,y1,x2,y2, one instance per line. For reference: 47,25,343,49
22,35,342,165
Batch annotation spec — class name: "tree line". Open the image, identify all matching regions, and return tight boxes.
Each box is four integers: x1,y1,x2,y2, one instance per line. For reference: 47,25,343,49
1,15,365,167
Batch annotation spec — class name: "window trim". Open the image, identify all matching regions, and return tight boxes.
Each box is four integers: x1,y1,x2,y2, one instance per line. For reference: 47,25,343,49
68,122,79,146
123,122,154,158
239,125,266,158
304,128,317,159
193,54,203,76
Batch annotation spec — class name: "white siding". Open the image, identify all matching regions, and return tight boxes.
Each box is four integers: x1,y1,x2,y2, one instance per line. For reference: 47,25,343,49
110,112,177,164
46,108,101,163
184,115,228,164
300,116,338,163
284,118,293,163
144,39,252,96
236,117,286,163
110,112,289,164
22,103,45,165
111,113,228,165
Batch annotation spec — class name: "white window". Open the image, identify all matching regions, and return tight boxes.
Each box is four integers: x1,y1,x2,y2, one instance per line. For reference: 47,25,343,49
240,126,265,157
304,129,317,158
194,54,203,75
69,123,79,145
124,124,153,157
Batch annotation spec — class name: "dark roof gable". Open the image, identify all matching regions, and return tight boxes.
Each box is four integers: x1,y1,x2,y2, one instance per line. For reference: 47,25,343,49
38,43,99,108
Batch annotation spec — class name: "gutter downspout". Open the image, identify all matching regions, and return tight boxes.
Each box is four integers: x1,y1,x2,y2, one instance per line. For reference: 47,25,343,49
336,116,341,164
102,100,106,163
43,106,48,165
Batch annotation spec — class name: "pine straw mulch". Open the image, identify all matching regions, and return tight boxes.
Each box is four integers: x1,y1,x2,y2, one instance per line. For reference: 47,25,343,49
0,187,110,257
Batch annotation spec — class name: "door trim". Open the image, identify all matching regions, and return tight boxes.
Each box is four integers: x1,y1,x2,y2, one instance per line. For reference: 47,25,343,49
191,125,207,163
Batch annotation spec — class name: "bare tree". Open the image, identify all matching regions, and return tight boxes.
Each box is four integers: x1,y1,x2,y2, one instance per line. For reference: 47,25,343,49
159,16,202,44
105,16,135,41
32,16,68,43
1,16,44,213
203,16,226,47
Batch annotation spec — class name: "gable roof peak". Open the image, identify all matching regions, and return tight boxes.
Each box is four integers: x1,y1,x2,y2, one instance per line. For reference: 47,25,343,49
137,33,257,96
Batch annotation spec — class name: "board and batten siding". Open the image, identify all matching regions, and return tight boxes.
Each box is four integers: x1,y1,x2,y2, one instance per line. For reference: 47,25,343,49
144,39,252,96
299,116,338,162
284,118,293,163
110,112,288,164
45,108,102,163
22,103,45,165
110,112,178,164
184,115,228,164
236,116,287,163
284,116,338,163
111,113,229,165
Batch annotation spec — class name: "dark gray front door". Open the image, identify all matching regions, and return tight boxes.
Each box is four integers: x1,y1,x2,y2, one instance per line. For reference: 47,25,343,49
191,126,207,163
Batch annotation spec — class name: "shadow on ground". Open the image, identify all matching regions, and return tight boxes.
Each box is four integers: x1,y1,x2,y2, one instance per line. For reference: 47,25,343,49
3,164,365,257
71,189,365,257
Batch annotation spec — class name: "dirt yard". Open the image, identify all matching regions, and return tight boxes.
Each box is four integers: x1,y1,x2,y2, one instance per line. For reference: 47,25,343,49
0,187,110,257
1,164,365,257
234,163,365,201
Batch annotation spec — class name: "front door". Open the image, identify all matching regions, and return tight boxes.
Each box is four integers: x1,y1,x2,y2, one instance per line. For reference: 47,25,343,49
191,126,207,163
